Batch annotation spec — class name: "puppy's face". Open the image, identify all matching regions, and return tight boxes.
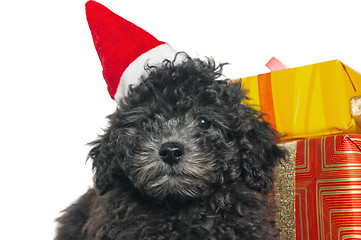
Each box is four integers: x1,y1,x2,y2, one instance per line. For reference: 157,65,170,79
89,57,284,201
118,103,231,200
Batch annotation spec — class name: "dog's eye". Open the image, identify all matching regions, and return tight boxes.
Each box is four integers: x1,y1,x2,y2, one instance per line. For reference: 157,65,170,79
197,117,211,130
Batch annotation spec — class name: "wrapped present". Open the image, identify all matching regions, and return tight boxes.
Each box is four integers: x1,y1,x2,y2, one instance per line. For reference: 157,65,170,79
234,60,361,141
274,134,361,239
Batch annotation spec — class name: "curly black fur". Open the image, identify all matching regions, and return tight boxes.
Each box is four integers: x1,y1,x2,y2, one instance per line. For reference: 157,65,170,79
55,55,285,240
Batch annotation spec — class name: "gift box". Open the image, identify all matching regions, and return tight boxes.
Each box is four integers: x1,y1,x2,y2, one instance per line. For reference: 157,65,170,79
274,134,361,239
234,60,361,141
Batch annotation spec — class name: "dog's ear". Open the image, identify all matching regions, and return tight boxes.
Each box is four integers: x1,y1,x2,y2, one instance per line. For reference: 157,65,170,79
88,128,122,195
226,82,285,194
239,114,285,194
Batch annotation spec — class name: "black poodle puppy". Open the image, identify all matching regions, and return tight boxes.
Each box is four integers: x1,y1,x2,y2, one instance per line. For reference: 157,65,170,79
55,55,285,240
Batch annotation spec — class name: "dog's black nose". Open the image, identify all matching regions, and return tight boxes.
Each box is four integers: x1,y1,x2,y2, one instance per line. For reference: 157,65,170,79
159,142,184,165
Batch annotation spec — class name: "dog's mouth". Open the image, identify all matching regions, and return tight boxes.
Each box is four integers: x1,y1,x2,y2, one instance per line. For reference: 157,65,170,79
144,173,211,200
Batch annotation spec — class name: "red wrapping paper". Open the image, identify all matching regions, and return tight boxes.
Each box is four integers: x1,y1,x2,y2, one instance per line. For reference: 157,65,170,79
295,134,361,239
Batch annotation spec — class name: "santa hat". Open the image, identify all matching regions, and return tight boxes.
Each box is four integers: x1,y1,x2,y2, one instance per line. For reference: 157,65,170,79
85,1,178,104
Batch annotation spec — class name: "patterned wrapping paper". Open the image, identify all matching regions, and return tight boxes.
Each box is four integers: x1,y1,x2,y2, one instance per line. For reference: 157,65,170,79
234,60,361,142
274,134,361,240
295,134,361,240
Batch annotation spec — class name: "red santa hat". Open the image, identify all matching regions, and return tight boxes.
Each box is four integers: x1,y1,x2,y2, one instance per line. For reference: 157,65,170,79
85,1,178,104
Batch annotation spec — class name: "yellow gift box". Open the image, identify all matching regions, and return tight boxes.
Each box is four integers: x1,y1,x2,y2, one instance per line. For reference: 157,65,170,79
235,60,361,141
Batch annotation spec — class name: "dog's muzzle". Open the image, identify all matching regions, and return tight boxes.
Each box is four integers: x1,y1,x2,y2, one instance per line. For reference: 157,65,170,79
159,142,184,165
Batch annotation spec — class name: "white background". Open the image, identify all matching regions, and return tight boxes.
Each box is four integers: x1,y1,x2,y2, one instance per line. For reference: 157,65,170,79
1,0,360,239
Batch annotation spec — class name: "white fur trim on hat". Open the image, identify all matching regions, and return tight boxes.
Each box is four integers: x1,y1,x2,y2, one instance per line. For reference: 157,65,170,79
114,43,178,104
